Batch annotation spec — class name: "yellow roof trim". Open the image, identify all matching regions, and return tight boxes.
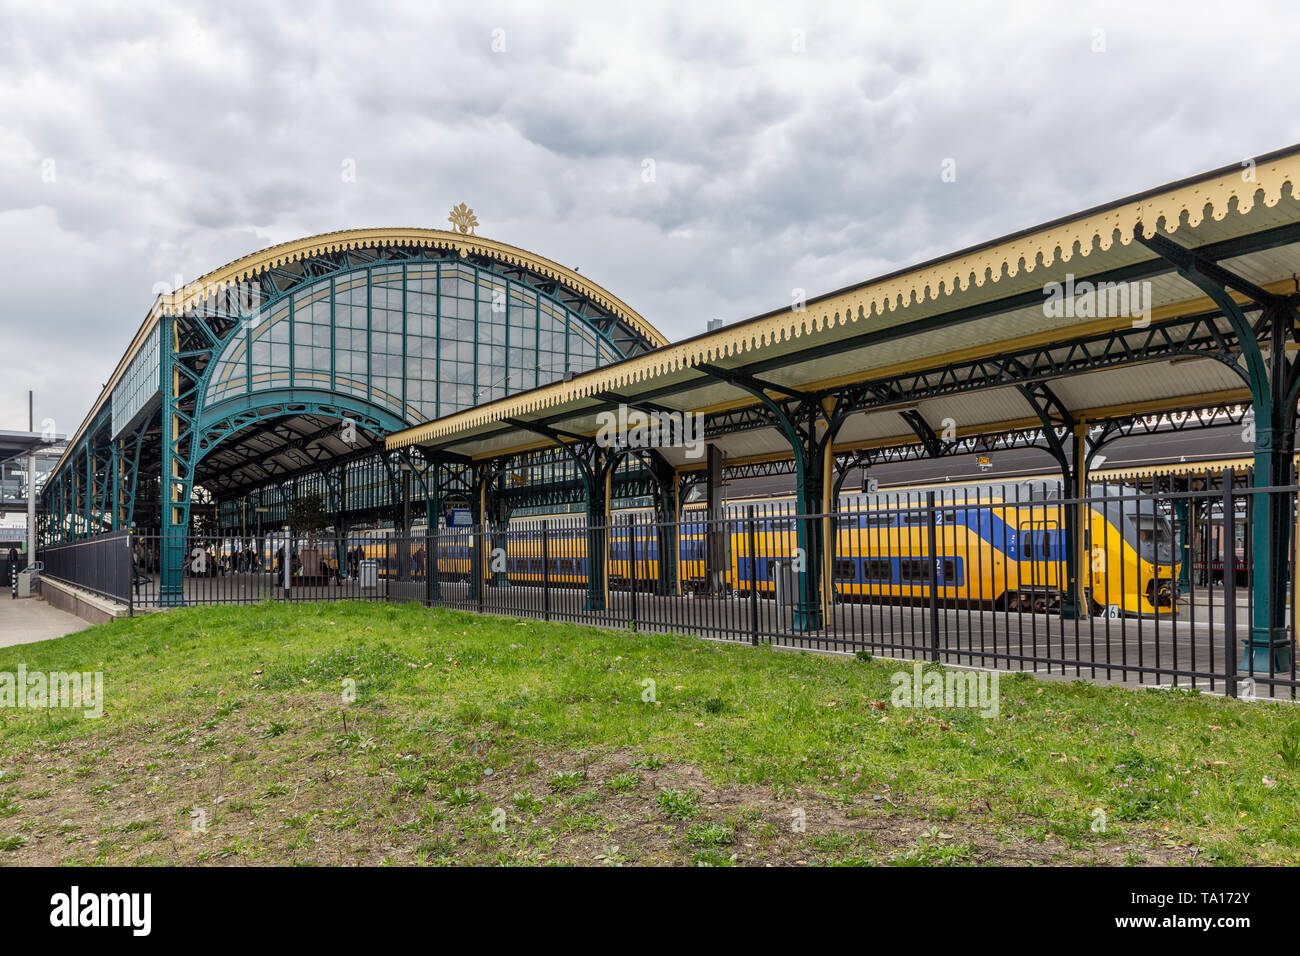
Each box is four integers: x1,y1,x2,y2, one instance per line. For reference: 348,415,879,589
388,152,1300,452
159,227,667,349
1098,457,1253,480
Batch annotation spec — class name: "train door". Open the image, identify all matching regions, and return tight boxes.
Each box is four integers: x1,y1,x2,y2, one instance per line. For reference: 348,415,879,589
1023,518,1060,592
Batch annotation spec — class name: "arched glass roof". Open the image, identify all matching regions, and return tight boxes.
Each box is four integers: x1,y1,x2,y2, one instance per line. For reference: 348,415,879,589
204,258,625,426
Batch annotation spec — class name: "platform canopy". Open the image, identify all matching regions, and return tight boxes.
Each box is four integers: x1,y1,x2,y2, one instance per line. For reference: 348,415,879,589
389,146,1300,472
0,430,61,464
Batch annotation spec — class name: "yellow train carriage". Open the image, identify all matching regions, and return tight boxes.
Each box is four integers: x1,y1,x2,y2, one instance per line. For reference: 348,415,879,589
412,480,1180,618
727,484,1179,617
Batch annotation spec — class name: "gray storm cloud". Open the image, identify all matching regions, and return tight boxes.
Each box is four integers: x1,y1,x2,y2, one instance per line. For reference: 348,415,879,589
1,0,1297,432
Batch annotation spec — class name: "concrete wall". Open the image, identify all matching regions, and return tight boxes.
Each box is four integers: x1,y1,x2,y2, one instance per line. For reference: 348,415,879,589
37,577,128,626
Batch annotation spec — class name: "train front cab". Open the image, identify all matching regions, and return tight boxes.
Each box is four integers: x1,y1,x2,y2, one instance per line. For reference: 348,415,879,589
1086,488,1180,616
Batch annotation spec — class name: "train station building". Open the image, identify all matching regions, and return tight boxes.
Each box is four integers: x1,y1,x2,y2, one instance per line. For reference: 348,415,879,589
37,145,1300,692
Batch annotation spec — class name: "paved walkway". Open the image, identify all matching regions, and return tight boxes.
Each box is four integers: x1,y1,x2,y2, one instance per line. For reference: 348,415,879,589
0,596,90,647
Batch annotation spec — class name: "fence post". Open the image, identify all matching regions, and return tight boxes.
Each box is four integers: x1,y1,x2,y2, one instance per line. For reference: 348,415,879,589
477,523,485,613
283,526,292,601
1222,470,1237,698
926,490,941,663
747,506,759,646
627,514,638,631
126,532,134,618
542,520,551,622
424,527,435,606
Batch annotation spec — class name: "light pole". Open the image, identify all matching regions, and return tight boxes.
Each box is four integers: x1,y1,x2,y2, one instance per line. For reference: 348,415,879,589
25,391,36,571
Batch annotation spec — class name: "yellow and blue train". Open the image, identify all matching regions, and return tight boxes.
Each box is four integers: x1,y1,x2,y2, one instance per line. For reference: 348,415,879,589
205,479,1180,616
464,481,1181,617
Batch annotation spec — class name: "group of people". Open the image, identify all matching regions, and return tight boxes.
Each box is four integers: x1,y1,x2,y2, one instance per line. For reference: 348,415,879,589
346,545,367,578
118,537,426,584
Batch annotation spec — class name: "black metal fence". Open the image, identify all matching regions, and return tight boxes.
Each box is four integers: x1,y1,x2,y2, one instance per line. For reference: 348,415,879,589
37,480,1300,698
121,532,402,608
39,530,132,604
419,483,1299,698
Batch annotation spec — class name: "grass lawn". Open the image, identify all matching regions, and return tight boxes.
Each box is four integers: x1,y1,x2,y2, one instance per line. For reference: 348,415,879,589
1,600,1298,866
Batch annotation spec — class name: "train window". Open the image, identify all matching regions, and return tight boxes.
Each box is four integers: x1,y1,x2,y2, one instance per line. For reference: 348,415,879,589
863,514,894,527
940,559,958,583
833,559,857,579
1023,534,1036,560
1130,515,1175,550
863,559,893,581
899,559,927,581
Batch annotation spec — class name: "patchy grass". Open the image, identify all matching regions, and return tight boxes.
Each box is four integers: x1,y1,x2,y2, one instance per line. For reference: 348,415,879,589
0,600,1297,865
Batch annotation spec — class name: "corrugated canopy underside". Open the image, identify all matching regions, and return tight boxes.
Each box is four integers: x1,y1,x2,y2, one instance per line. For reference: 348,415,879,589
390,147,1300,466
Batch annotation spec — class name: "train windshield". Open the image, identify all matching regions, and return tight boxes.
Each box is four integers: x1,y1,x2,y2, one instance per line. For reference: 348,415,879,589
1125,514,1178,564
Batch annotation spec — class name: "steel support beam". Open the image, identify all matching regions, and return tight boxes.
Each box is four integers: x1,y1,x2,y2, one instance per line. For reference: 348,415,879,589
1017,382,1086,618
1137,229,1297,673
693,367,841,630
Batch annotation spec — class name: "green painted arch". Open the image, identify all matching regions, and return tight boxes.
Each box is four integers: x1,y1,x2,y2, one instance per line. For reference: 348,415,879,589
194,389,410,468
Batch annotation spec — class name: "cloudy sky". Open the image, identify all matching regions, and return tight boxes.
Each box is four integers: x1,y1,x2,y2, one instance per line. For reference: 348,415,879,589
2,0,1298,435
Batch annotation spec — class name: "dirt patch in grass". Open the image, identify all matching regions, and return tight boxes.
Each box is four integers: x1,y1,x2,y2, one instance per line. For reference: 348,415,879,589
1,698,1194,867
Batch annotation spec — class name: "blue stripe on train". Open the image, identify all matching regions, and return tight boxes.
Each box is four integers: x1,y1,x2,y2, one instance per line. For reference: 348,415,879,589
736,555,967,587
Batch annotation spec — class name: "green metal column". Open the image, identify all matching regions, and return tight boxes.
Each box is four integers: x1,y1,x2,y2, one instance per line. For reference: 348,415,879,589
1017,383,1084,619
158,314,191,606
789,414,825,632
1137,232,1293,673
467,467,484,603
583,459,611,612
488,473,509,589
646,452,678,596
426,460,441,603
693,366,837,632
1245,305,1294,673
109,440,121,532
83,442,93,537
1061,424,1088,620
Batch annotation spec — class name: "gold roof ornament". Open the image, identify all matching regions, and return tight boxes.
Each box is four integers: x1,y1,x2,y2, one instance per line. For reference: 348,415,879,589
448,203,479,235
